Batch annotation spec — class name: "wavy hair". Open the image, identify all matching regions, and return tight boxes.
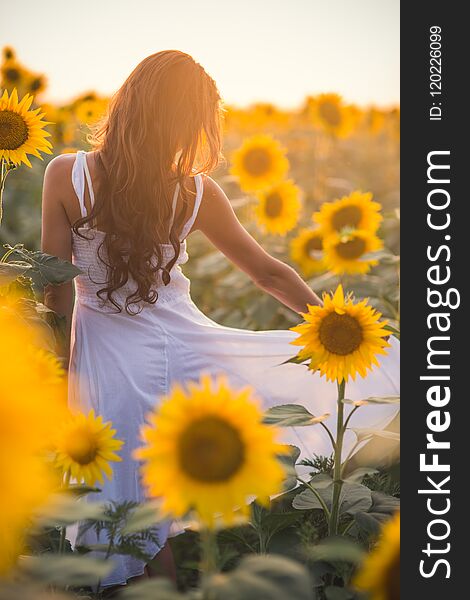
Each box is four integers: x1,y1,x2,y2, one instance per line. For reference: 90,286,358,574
73,50,223,313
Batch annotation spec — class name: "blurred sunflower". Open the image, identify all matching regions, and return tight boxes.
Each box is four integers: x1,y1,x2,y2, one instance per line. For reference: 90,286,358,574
307,93,357,138
135,374,285,528
364,107,387,136
2,46,16,61
1,59,26,90
354,512,400,600
290,284,390,382
323,229,382,275
26,73,47,95
255,180,301,235
74,97,108,125
230,134,289,192
290,228,326,276
0,309,67,573
25,346,66,385
54,409,123,486
0,88,52,167
314,191,382,236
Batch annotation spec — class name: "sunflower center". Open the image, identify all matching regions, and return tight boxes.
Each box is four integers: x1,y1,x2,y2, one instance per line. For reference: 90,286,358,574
65,428,98,465
336,237,366,260
319,312,363,355
4,67,20,82
319,101,342,127
0,110,29,150
304,235,323,259
178,416,245,483
264,192,283,218
242,148,272,176
30,78,43,92
331,205,362,231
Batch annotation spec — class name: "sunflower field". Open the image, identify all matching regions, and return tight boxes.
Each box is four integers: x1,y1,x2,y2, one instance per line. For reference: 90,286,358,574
0,47,400,600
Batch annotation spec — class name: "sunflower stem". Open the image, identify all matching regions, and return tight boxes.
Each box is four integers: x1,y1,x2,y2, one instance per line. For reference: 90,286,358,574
200,526,219,595
328,380,346,536
58,470,71,554
0,159,7,225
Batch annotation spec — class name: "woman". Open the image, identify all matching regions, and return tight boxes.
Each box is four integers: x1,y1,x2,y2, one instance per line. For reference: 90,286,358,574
41,50,399,589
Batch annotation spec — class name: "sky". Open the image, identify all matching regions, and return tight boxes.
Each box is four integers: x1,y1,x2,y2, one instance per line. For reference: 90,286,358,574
2,0,399,108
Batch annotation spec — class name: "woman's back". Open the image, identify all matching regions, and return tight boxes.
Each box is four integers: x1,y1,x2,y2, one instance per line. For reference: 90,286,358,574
70,150,203,312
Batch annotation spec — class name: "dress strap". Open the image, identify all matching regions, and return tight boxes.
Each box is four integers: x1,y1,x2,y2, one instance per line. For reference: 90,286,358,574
180,174,203,240
70,150,95,218
71,151,87,218
82,152,96,209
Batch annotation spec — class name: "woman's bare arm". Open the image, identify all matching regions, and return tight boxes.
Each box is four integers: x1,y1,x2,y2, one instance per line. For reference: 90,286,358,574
41,156,75,358
194,176,322,314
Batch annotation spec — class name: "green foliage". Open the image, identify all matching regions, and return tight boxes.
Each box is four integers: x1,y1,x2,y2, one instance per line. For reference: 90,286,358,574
77,501,164,563
1,244,82,286
264,404,330,427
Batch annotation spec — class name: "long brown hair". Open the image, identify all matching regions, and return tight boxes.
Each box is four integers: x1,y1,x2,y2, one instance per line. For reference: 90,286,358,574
73,50,223,313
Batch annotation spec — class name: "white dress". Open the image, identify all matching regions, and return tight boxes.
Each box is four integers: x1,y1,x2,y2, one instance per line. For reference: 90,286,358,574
68,151,400,587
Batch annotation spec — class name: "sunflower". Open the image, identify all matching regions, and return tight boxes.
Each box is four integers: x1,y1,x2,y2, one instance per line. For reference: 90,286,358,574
230,134,289,192
134,374,285,528
255,180,301,235
0,309,67,573
290,228,326,276
54,410,123,486
25,346,66,386
290,284,390,382
314,191,382,236
323,229,382,275
2,46,16,61
74,97,108,125
306,93,357,138
27,74,47,95
1,60,26,90
0,88,52,167
354,512,400,600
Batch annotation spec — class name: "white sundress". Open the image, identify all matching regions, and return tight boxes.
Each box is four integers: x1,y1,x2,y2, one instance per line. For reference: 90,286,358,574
68,150,400,587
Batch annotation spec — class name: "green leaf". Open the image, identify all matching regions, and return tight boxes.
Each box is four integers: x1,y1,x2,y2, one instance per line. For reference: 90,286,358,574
354,511,382,536
264,404,330,427
279,353,309,366
343,396,400,406
0,262,31,285
119,579,186,599
305,537,365,565
34,494,111,526
308,473,335,489
345,468,379,483
325,586,355,600
208,554,312,600
5,247,82,286
293,479,371,516
277,444,301,491
18,554,113,586
292,481,332,511
340,483,372,516
65,484,102,498
354,493,400,536
121,501,164,535
351,428,400,442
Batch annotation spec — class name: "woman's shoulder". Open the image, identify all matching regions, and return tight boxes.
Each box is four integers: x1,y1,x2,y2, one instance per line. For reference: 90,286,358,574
199,173,226,202
44,152,77,182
